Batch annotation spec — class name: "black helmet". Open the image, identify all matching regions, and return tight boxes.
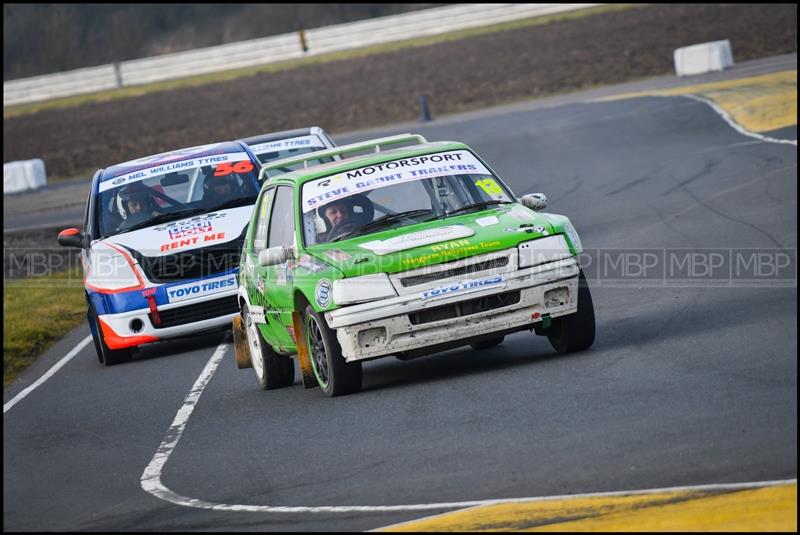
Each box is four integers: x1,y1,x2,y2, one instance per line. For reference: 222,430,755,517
202,167,238,198
116,183,155,220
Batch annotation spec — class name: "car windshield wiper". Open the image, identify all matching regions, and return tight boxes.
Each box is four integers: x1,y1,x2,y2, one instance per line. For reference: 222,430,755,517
439,199,514,218
330,208,433,242
117,207,208,234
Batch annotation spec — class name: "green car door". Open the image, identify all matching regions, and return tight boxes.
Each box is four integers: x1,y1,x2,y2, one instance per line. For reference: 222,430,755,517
260,185,298,351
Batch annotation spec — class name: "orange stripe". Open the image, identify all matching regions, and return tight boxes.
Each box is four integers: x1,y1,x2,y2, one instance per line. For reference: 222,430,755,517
98,317,159,349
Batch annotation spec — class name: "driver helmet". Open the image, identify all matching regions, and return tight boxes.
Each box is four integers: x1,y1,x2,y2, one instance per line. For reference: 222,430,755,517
316,197,355,234
116,183,156,220
203,168,239,200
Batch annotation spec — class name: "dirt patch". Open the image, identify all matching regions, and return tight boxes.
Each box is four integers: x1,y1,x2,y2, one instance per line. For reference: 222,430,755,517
3,4,796,182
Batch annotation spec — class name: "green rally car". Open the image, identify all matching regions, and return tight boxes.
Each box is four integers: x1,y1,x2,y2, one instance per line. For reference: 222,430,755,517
232,134,595,396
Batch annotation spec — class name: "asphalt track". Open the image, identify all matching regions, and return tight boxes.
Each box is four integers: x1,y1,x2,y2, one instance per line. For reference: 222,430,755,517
3,55,797,531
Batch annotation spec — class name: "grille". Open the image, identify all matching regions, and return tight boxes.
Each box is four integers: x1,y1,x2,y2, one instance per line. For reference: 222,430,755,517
142,248,241,283
409,290,520,325
400,256,509,287
151,295,239,329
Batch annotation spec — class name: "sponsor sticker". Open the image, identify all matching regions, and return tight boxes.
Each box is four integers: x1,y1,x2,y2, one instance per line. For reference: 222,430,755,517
297,254,327,273
168,221,214,239
509,206,536,222
257,275,265,295
276,267,288,286
359,225,475,256
316,278,332,308
154,212,227,232
420,274,505,300
301,150,492,213
166,274,237,303
99,151,251,193
475,215,499,227
324,249,352,262
250,135,327,155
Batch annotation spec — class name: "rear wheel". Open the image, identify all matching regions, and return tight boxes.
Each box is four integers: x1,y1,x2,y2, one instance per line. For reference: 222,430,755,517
546,269,596,354
304,305,361,397
87,303,132,366
243,305,295,390
470,336,505,350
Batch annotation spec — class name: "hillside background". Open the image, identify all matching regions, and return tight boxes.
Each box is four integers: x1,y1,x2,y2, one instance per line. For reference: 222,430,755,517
3,4,797,182
3,3,438,80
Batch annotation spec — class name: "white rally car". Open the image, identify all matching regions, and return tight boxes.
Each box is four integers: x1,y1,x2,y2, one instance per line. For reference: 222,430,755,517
239,126,338,170
58,140,263,365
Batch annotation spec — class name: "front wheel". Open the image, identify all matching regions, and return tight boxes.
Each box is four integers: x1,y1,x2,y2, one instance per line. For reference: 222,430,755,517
304,305,361,397
87,303,132,366
243,305,295,390
546,269,596,354
471,336,505,350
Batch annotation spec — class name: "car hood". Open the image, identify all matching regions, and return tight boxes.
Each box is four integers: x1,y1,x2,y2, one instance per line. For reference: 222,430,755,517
305,204,559,278
97,205,252,258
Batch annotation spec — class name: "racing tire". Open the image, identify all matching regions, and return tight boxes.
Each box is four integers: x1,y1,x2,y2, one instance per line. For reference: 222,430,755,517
243,305,295,390
87,303,132,366
304,305,362,397
546,269,596,354
470,336,505,350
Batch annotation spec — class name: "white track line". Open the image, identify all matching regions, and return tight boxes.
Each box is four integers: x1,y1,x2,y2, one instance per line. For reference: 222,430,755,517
681,94,797,147
140,342,798,514
4,334,92,414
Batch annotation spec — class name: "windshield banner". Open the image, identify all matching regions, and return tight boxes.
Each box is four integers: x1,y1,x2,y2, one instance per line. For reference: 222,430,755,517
99,152,251,193
301,150,492,213
249,135,327,155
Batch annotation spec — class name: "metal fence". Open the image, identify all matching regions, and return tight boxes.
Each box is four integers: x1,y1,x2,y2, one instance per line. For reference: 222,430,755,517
4,3,600,107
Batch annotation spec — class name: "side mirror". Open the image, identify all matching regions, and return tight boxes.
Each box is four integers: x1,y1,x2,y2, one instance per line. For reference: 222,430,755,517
520,193,547,211
258,246,290,267
57,227,84,248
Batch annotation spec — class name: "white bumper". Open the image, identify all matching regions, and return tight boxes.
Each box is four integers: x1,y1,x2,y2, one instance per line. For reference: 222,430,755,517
327,257,580,361
98,289,238,342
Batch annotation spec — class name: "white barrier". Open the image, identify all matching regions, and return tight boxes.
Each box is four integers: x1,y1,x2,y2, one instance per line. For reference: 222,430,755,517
4,159,47,194
4,3,601,106
674,40,734,76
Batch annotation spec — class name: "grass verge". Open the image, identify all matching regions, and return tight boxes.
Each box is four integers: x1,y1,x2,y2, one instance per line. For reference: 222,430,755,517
4,267,86,386
3,4,644,119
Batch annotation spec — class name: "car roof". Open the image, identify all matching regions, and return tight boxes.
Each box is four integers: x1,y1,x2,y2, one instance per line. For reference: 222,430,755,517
239,126,328,146
264,140,469,186
100,140,248,182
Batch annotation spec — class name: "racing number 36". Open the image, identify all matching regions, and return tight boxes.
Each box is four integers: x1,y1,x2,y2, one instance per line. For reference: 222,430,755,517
215,161,255,176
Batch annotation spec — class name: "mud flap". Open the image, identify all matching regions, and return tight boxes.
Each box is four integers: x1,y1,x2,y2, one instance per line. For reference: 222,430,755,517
292,311,318,389
232,316,252,369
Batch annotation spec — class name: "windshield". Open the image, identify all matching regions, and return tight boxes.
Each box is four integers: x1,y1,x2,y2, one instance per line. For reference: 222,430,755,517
249,134,335,171
301,149,515,246
97,159,260,238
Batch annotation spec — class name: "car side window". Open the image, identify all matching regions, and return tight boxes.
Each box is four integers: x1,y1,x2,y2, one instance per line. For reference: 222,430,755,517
268,186,295,249
252,188,275,254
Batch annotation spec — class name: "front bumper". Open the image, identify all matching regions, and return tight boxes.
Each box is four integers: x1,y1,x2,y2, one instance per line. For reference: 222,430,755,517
327,257,580,361
97,290,238,349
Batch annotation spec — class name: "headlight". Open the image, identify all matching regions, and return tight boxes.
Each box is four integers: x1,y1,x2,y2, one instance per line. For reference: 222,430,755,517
332,273,397,306
85,245,142,291
518,235,572,268
562,220,583,254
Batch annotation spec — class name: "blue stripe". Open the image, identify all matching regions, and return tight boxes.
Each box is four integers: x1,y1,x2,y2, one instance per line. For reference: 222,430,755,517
89,268,238,314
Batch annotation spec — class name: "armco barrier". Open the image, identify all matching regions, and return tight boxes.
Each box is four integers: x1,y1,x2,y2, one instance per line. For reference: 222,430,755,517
4,3,600,107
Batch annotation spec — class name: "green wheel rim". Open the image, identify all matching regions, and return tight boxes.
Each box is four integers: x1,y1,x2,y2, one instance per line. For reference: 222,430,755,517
245,311,265,382
306,315,329,387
